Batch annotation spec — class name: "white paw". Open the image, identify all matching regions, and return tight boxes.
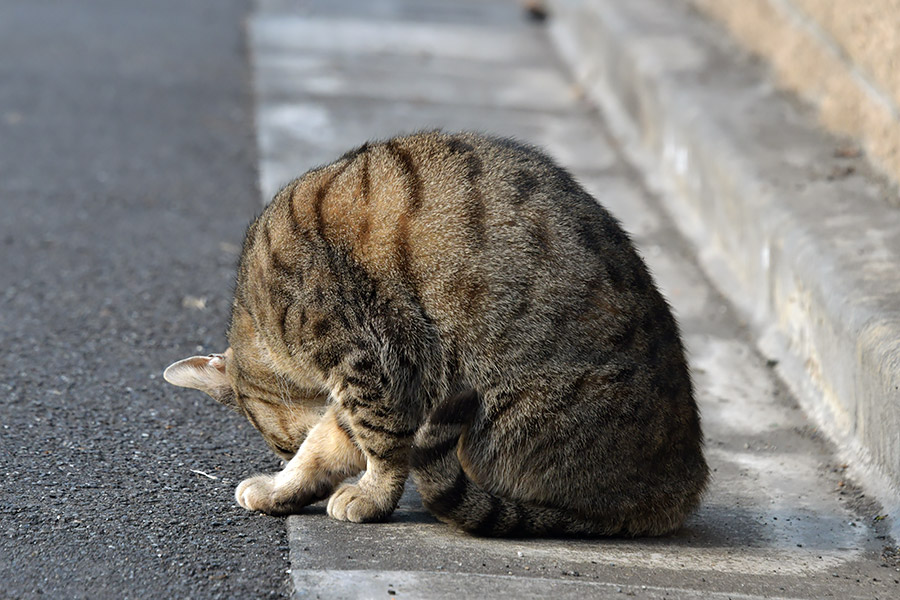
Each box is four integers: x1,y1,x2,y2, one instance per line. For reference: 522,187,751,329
235,474,279,513
235,473,330,515
326,482,394,523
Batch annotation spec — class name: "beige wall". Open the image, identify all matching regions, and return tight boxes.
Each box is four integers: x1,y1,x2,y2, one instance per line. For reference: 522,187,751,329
690,0,900,185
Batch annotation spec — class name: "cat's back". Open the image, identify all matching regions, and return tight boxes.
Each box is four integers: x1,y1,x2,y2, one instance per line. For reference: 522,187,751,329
265,131,659,355
273,130,626,266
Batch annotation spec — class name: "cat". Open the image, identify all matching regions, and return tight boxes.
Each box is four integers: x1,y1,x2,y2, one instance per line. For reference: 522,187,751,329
164,131,708,536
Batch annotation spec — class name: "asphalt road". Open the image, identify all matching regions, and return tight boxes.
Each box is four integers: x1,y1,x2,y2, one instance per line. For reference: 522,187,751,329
0,1,292,597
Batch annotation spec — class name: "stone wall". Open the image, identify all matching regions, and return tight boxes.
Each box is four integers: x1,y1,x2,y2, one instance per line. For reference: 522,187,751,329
690,0,900,187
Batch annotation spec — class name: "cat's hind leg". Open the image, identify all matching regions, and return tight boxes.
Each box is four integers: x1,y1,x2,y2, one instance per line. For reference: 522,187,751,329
236,406,365,515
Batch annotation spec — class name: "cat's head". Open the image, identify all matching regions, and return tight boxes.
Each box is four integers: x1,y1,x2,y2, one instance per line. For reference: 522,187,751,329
163,347,328,460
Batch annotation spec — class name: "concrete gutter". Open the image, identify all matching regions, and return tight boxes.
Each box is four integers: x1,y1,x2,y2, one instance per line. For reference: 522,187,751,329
547,0,900,536
249,1,899,596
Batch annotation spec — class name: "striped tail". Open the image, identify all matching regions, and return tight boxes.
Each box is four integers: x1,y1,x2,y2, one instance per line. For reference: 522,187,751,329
410,390,622,537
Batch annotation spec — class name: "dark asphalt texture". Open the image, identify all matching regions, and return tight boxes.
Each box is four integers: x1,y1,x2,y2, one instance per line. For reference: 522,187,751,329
0,1,292,597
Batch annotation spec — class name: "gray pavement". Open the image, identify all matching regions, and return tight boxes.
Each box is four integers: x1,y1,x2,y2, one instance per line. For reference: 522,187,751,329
248,1,899,598
548,0,900,530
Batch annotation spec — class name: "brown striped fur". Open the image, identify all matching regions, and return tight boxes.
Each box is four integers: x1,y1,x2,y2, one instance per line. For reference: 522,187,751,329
164,131,708,536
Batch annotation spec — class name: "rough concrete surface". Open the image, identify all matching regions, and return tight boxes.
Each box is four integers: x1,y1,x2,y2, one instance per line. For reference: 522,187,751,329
249,1,900,598
548,0,900,542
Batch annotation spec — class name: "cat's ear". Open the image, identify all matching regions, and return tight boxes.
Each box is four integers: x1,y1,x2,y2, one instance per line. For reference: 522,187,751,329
163,353,233,404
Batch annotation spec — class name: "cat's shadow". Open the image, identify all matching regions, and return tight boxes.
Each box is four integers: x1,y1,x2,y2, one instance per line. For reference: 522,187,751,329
301,480,851,554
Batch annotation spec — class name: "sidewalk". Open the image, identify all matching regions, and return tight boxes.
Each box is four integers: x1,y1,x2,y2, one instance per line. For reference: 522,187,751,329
548,0,900,532
248,1,898,597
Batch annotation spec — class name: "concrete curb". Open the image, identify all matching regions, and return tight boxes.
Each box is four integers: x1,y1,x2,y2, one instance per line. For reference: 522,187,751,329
547,0,900,537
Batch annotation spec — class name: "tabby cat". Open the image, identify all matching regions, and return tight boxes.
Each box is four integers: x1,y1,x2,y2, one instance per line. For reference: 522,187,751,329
164,131,708,536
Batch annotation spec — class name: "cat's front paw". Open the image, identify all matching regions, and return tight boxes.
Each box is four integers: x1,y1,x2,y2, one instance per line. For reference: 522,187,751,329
235,474,310,516
326,482,396,523
235,474,278,513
